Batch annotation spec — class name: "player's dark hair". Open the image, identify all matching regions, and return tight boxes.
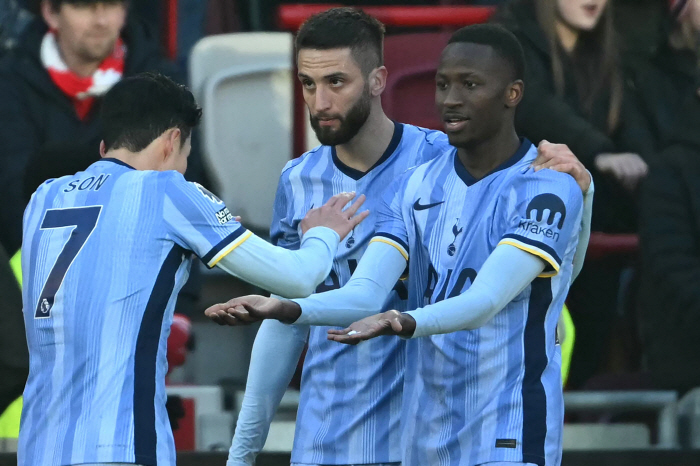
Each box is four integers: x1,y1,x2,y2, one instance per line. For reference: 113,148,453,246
47,0,127,11
448,24,525,82
295,7,385,75
101,73,202,152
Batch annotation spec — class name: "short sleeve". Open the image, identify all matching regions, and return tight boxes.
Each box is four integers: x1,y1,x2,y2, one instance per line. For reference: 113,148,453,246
371,175,410,261
163,174,250,268
497,170,583,277
270,171,300,251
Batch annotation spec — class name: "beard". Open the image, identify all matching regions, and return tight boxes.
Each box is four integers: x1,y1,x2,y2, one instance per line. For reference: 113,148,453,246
310,86,372,146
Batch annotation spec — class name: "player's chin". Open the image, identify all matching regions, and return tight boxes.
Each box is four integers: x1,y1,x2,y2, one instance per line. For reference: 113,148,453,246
445,131,473,148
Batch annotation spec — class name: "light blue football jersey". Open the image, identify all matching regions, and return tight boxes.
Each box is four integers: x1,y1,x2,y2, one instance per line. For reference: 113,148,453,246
19,158,248,466
271,122,452,465
372,140,583,466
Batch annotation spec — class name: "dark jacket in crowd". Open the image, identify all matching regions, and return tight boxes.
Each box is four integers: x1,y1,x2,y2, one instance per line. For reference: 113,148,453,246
0,18,207,256
0,245,28,414
632,40,699,159
493,0,648,233
639,92,700,394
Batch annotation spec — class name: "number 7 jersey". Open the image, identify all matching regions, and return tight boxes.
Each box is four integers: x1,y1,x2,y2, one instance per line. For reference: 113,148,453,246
19,159,248,466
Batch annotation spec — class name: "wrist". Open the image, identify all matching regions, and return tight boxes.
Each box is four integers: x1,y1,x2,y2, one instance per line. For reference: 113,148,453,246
395,311,416,337
278,300,302,324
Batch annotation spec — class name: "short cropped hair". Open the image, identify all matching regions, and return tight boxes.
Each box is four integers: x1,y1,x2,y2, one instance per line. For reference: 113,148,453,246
101,73,202,152
47,0,127,11
448,24,525,81
295,7,385,75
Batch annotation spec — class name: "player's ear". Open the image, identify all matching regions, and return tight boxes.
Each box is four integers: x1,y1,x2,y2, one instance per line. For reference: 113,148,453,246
505,80,524,108
99,141,107,158
163,128,181,161
369,66,387,97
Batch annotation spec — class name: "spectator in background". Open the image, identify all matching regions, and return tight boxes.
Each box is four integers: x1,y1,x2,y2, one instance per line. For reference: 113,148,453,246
494,0,648,388
639,89,700,395
0,0,206,257
632,0,700,156
0,0,207,317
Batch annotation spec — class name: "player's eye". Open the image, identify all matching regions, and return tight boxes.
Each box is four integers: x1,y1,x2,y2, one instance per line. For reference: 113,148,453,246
436,81,447,91
464,80,477,89
329,77,344,87
302,80,315,90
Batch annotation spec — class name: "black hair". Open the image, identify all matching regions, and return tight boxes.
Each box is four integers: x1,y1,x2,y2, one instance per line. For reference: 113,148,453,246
295,7,385,75
447,24,525,82
48,0,127,11
101,72,202,152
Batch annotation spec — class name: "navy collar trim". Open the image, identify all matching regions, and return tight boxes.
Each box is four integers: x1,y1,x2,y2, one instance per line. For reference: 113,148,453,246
453,138,532,187
331,121,404,180
101,158,136,170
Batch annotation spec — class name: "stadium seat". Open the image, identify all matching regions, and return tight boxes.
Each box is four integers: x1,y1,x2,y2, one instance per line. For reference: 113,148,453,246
563,423,651,450
166,385,233,451
190,33,294,233
382,32,452,130
564,390,679,449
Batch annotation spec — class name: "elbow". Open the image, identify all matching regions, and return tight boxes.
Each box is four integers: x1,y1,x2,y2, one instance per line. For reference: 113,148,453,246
280,280,317,300
462,316,490,331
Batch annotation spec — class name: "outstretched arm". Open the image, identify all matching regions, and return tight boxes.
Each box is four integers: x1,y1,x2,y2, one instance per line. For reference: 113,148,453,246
213,193,368,298
206,240,407,327
215,228,338,299
328,244,544,343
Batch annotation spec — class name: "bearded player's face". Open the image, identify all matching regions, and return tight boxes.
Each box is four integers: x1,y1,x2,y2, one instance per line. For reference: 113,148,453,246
297,48,372,146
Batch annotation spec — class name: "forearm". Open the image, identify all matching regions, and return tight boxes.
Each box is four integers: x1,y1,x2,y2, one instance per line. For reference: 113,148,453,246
228,319,308,466
407,245,545,338
572,175,594,281
293,240,406,327
217,227,339,298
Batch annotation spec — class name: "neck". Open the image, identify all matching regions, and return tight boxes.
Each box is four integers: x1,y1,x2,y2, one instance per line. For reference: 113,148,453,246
455,124,520,181
57,39,102,77
334,102,395,173
105,148,158,170
555,19,579,53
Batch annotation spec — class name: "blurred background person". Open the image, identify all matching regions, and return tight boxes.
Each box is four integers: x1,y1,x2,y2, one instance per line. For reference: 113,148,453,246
0,0,208,258
632,0,700,157
494,0,649,388
638,86,700,395
0,0,208,317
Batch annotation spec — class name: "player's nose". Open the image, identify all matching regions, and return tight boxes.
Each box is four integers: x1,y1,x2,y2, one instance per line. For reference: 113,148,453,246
314,87,333,113
443,85,464,108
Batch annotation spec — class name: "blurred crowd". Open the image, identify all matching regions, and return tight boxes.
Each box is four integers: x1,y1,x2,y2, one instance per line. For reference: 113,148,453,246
1,0,699,439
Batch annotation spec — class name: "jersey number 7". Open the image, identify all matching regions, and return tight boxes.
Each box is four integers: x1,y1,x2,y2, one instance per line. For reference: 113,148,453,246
34,206,102,319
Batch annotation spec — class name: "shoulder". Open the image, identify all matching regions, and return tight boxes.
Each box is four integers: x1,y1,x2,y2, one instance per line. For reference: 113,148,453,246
279,145,329,178
401,124,452,152
162,171,224,202
395,154,446,194
507,166,583,211
32,174,71,196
